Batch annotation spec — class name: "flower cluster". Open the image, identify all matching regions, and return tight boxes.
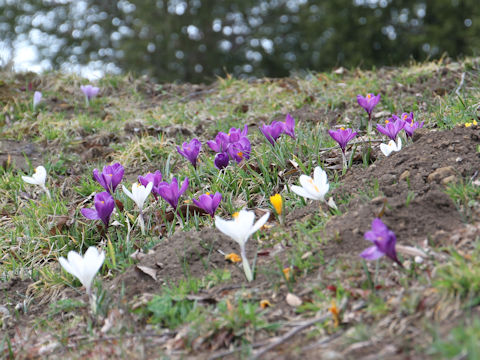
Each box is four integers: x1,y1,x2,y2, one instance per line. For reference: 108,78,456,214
375,111,422,157
207,125,252,169
401,112,424,137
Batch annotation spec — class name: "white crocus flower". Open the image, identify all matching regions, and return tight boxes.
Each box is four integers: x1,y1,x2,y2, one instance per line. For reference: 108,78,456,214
22,165,51,199
33,91,42,110
122,182,153,235
215,209,270,282
380,137,402,157
58,247,105,296
291,166,329,201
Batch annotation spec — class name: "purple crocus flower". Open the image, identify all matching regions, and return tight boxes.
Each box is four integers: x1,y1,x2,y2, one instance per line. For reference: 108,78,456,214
81,191,115,227
93,163,124,194
328,127,358,154
357,93,381,116
81,85,100,101
260,121,284,145
214,152,230,169
207,132,229,152
360,218,402,266
226,125,248,142
401,112,424,138
228,137,251,163
376,115,406,141
177,138,201,168
192,192,222,218
282,113,296,139
157,177,189,210
138,170,162,199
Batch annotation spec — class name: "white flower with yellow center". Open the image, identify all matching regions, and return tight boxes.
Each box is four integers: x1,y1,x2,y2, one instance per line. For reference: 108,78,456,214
291,166,329,201
22,165,50,198
215,209,270,282
380,137,402,157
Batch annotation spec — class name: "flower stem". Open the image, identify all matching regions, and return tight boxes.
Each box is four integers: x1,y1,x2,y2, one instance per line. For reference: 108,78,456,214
240,246,253,282
138,212,145,235
341,151,347,172
42,185,51,200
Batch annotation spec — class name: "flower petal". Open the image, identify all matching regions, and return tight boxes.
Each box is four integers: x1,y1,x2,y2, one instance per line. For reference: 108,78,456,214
81,208,100,220
247,212,270,238
291,185,318,200
380,142,394,157
122,185,134,201
82,247,105,290
299,175,324,200
59,256,77,278
67,251,86,286
22,176,38,185
360,246,385,260
34,166,47,185
215,216,243,245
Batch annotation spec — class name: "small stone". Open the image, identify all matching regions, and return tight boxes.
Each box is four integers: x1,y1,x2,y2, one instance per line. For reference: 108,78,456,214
441,175,457,185
414,256,424,264
399,170,410,181
380,174,396,185
456,157,463,162
286,293,303,307
371,196,386,204
427,166,454,183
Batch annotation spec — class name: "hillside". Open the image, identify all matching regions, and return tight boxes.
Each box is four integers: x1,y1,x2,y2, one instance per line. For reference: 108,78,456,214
1,58,480,359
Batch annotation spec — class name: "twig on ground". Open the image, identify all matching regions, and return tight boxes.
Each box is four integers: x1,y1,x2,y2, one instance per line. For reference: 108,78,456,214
208,341,269,360
251,298,348,359
250,312,331,360
299,331,344,352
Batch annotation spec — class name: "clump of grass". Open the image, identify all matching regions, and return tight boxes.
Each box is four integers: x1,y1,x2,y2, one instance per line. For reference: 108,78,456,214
445,178,480,222
429,317,480,359
434,245,480,300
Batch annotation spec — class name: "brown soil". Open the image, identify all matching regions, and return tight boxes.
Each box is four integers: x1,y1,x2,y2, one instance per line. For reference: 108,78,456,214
318,126,479,260
0,139,40,171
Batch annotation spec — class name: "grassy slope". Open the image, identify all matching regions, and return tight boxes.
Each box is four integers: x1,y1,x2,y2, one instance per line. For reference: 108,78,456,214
1,58,480,359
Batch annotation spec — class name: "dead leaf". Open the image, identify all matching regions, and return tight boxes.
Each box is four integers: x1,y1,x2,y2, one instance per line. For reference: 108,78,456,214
101,309,121,333
130,249,147,261
49,215,69,235
286,293,302,307
136,265,157,281
115,199,124,212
